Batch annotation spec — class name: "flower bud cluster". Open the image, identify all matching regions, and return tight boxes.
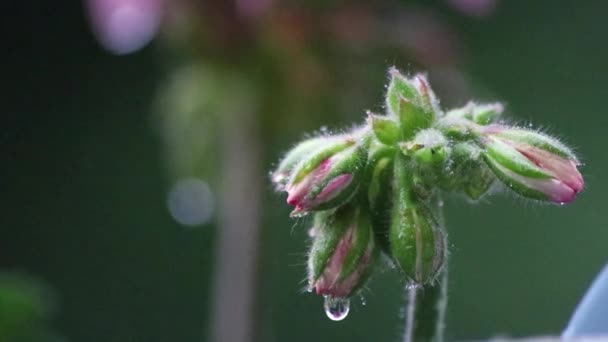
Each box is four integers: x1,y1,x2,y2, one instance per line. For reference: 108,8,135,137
271,68,584,314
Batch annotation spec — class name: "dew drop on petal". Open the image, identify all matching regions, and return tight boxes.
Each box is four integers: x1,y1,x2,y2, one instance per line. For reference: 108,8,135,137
323,296,350,321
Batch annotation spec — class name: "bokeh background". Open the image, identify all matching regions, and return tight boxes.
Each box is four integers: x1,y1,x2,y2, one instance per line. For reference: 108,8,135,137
2,0,607,341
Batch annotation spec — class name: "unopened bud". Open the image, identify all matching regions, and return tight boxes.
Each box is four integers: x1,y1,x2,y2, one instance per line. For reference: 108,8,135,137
402,128,449,166
308,205,377,298
386,68,439,139
439,142,496,200
366,143,396,253
390,204,445,285
389,154,445,285
481,126,584,203
445,101,503,126
286,135,369,215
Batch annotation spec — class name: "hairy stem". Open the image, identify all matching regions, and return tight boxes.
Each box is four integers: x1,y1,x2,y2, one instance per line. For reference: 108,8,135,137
403,266,448,342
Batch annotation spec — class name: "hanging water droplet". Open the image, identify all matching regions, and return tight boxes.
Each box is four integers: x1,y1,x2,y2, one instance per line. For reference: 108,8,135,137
323,296,350,321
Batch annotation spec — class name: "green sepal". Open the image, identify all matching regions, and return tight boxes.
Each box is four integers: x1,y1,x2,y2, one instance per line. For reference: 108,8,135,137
444,102,503,126
438,142,496,200
308,205,376,285
273,136,330,186
389,154,443,284
309,209,348,282
338,208,373,281
483,155,550,201
304,135,371,211
290,138,355,185
399,98,434,140
472,103,503,125
369,113,400,146
386,68,418,118
493,129,577,161
368,156,394,254
484,137,551,179
463,163,495,200
385,68,436,140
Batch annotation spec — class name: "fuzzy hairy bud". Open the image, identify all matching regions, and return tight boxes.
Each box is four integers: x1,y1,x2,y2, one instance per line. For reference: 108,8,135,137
481,126,584,203
389,154,445,285
283,134,370,215
308,205,377,298
386,68,440,140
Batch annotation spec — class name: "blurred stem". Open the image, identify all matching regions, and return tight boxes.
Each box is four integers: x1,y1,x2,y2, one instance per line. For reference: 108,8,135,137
403,267,448,342
210,100,261,342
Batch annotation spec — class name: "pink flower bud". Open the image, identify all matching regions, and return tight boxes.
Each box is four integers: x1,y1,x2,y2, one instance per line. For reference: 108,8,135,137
308,206,377,298
284,136,369,215
482,126,584,204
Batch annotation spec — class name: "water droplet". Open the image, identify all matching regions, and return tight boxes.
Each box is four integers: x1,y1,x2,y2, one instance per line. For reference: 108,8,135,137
438,200,444,208
290,210,308,218
323,296,350,321
406,282,421,290
359,294,367,306
307,226,317,237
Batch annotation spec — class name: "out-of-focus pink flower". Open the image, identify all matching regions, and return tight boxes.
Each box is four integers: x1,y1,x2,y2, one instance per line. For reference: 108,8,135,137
388,9,462,66
86,0,164,55
236,0,273,20
447,0,499,18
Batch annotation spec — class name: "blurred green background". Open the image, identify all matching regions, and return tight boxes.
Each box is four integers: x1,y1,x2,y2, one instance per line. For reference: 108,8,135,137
2,0,607,341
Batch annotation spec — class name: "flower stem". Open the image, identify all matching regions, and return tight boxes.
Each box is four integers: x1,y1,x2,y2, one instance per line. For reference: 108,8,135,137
403,266,448,342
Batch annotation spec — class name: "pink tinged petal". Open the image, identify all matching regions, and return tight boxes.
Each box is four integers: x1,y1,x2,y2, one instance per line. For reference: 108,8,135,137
314,174,353,204
314,226,354,296
524,178,577,204
516,145,584,193
497,161,578,203
86,0,163,55
286,158,334,210
314,229,374,297
286,174,314,207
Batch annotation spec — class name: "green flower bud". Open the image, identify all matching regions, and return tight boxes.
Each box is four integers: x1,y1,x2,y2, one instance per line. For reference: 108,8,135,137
366,143,396,254
389,154,445,285
444,101,504,126
402,129,449,166
386,68,439,140
439,142,496,200
308,205,378,298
